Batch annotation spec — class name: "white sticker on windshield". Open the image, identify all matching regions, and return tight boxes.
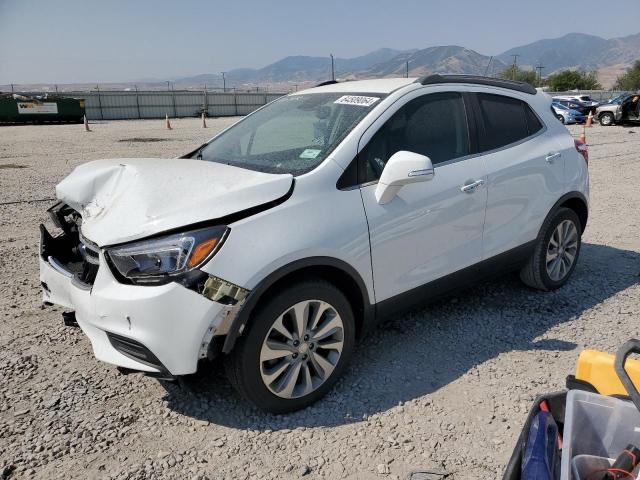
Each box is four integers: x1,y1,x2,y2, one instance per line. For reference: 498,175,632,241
300,149,322,159
334,95,380,107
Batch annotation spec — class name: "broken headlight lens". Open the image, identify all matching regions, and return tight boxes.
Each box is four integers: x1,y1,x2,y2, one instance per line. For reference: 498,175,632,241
106,226,228,284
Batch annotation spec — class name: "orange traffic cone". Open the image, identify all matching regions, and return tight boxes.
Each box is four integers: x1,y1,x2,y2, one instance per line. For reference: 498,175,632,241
165,114,172,130
586,111,593,128
83,114,91,132
202,112,207,128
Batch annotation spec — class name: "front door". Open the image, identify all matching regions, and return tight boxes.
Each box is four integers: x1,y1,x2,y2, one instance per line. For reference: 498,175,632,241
358,91,488,303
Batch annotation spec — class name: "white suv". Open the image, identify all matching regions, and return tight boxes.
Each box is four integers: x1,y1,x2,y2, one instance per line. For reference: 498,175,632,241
40,75,589,412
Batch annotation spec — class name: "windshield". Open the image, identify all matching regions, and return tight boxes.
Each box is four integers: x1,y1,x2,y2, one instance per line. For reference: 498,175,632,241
609,94,628,105
195,92,385,175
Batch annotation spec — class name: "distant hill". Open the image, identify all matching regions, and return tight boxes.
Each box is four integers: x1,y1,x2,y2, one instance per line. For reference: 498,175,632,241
174,31,640,89
361,46,506,78
176,48,413,86
176,46,502,86
498,32,640,74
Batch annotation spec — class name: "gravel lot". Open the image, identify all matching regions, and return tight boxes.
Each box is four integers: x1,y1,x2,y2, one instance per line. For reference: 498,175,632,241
1,118,639,480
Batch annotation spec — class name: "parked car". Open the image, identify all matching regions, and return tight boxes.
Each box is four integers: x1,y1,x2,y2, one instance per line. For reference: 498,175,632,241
40,75,589,412
554,94,599,110
552,101,586,124
552,97,591,115
595,93,640,126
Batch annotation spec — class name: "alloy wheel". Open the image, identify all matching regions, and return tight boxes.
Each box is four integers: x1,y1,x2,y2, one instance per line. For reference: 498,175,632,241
546,220,579,282
259,300,344,399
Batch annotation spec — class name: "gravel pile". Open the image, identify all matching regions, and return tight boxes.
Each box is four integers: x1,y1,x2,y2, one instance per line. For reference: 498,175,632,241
0,118,638,479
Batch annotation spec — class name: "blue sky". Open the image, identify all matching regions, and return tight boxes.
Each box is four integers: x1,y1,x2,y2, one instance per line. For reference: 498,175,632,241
1,0,638,84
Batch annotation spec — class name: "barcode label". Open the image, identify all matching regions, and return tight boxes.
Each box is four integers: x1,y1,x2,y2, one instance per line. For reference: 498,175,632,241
334,95,380,107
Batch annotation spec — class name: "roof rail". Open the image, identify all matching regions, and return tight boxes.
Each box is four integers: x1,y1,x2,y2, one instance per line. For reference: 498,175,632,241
414,74,537,95
315,80,339,87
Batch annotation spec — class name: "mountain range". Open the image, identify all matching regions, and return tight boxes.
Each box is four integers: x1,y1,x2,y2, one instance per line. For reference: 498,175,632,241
6,31,637,92
175,32,640,89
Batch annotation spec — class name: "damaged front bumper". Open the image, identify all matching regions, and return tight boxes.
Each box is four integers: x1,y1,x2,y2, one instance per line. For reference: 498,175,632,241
39,221,249,376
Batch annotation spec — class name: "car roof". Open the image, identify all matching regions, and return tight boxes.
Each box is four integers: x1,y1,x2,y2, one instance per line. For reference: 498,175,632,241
297,78,416,95
298,75,542,96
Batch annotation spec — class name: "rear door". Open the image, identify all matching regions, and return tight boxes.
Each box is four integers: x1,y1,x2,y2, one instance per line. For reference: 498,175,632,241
470,92,565,260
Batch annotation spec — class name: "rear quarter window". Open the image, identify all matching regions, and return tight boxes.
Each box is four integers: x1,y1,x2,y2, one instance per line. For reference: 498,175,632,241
524,104,544,135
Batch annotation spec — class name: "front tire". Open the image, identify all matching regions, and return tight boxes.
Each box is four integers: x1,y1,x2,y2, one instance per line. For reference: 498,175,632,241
599,112,614,126
520,207,582,291
225,278,355,413
556,114,565,124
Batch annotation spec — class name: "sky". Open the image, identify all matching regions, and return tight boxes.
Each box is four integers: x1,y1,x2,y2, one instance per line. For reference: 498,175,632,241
1,0,639,85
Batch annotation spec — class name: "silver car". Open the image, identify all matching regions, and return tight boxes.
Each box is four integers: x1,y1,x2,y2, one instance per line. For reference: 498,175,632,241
595,93,640,126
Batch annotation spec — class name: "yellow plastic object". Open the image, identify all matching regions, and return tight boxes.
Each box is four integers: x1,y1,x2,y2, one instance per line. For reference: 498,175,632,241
576,349,640,396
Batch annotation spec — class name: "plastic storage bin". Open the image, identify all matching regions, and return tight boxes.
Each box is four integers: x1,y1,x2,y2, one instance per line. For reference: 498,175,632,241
561,390,640,479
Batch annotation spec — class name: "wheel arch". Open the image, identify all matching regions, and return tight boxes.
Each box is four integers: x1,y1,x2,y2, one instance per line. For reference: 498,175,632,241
545,192,589,234
221,257,374,354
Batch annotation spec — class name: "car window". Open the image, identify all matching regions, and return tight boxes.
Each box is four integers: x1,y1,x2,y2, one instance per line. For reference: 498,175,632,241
477,93,531,151
524,104,544,135
359,92,469,183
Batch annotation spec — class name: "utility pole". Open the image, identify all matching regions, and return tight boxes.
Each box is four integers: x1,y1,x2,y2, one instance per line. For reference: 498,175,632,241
330,54,335,81
293,84,298,92
54,84,58,93
535,63,545,85
96,84,103,120
484,56,493,77
221,72,226,92
10,83,14,93
134,85,141,119
511,54,520,80
169,81,176,117
406,61,409,78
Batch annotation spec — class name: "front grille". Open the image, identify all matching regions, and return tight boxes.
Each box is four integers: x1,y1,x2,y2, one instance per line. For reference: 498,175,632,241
106,332,167,372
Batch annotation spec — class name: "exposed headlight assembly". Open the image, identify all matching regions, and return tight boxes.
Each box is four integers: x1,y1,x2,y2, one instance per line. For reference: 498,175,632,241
106,226,228,285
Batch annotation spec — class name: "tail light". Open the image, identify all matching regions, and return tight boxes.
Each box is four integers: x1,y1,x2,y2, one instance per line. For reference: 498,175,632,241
575,139,588,165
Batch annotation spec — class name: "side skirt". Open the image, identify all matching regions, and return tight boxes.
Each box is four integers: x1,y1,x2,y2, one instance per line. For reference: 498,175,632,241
375,241,536,321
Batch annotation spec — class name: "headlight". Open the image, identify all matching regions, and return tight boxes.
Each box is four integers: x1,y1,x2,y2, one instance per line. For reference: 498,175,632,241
106,225,228,284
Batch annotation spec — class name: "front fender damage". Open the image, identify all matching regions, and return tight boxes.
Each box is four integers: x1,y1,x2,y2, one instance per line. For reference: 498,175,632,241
190,275,250,360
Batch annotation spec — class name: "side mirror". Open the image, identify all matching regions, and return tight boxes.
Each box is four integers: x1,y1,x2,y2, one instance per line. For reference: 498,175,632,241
375,151,434,204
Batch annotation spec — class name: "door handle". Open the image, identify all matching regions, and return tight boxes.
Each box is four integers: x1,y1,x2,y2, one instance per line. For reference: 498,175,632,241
546,152,562,163
460,179,485,193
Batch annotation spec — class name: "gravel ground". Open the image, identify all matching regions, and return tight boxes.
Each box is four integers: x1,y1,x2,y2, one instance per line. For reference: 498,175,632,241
0,118,639,480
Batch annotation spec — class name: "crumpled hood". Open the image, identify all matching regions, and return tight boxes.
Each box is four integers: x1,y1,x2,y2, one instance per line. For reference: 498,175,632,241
56,158,293,246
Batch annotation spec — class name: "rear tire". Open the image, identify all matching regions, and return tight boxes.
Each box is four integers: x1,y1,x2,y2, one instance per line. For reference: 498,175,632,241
225,278,355,413
520,207,582,291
